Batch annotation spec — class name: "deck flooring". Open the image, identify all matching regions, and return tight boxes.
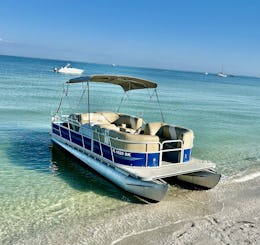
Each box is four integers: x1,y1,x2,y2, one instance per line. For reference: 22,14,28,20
117,159,215,181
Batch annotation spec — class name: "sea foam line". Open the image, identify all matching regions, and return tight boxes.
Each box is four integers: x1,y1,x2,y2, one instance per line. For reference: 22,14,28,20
110,220,186,245
233,171,260,183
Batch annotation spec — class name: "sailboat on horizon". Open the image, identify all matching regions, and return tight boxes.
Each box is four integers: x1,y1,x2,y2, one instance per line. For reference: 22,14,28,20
217,65,227,78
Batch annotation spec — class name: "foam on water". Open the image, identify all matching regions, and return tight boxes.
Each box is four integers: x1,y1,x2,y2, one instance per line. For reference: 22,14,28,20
232,171,260,183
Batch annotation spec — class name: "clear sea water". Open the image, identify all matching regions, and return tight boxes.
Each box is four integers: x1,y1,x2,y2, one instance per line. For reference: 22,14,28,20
0,55,260,244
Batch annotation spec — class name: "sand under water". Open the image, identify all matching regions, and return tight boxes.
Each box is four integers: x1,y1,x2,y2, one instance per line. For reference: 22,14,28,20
8,172,259,245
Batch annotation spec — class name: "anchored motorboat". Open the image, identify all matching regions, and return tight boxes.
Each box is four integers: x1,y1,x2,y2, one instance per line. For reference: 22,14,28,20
51,75,220,202
217,72,227,78
53,63,84,75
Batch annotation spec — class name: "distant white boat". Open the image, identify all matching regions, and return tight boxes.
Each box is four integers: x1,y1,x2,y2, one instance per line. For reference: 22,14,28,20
112,64,116,67
217,72,227,78
217,65,227,78
53,63,84,75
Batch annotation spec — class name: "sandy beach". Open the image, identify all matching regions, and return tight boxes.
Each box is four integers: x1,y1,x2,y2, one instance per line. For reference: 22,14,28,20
113,175,260,245
108,175,259,245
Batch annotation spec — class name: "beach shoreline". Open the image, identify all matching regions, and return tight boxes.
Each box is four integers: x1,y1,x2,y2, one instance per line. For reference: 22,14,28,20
9,174,260,245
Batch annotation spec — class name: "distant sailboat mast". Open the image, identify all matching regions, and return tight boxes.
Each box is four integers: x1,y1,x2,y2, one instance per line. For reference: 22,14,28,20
217,65,227,77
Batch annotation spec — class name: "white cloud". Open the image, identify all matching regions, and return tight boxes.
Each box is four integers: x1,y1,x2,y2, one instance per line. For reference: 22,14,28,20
0,38,15,44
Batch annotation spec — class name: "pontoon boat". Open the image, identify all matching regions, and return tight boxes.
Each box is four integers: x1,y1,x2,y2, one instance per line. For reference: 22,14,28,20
51,75,220,202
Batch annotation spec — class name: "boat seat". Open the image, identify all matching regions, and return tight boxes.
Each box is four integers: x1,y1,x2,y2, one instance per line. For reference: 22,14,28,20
114,114,143,133
144,122,194,148
92,123,159,152
92,123,120,144
108,130,160,152
162,125,194,148
99,112,120,123
71,112,142,134
92,123,119,132
144,122,166,136
79,112,119,125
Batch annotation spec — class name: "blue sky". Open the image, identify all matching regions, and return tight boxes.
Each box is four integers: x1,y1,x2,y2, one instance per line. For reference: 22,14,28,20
0,0,260,76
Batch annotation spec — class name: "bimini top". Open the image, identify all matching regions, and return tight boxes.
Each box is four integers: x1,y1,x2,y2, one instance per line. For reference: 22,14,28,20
67,75,157,92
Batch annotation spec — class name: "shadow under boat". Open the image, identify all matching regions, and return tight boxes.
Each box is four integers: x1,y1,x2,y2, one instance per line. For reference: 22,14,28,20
51,143,147,203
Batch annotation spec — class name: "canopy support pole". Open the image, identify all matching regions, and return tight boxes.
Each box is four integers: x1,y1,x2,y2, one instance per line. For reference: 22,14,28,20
87,81,90,124
155,89,165,122
117,92,126,112
56,83,68,113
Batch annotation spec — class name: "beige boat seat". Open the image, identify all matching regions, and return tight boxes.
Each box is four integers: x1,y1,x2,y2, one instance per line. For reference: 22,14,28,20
109,129,160,152
144,122,166,136
92,123,159,152
114,114,143,133
69,112,142,131
79,112,120,125
92,123,119,133
92,123,120,143
144,122,194,148
162,125,194,148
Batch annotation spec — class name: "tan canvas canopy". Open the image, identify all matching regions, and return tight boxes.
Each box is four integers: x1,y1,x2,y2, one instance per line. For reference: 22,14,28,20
67,75,157,92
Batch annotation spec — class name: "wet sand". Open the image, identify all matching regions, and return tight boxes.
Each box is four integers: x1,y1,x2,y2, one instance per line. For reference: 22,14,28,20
114,175,260,245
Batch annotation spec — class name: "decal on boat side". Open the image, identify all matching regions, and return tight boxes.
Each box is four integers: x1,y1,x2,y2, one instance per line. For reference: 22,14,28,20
112,149,131,157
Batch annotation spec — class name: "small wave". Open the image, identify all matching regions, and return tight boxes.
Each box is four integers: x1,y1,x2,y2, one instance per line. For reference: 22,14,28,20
233,171,260,183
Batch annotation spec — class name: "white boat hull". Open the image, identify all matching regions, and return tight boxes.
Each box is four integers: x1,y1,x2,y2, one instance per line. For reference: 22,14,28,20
57,67,84,75
52,137,168,202
217,72,227,78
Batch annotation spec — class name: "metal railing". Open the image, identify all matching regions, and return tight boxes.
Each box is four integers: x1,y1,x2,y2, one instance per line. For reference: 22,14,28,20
53,117,185,166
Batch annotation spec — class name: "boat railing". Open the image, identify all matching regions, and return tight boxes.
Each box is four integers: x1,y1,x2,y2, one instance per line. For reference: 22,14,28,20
92,130,184,166
96,130,162,167
161,140,184,163
53,117,187,166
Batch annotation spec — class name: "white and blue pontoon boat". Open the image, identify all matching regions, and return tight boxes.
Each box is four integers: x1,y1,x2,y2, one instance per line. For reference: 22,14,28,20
51,75,220,202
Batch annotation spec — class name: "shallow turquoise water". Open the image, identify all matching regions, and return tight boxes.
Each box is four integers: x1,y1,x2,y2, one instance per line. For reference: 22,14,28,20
0,55,260,243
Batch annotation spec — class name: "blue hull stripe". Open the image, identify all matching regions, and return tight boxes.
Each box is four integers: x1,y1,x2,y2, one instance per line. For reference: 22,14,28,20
101,144,112,160
53,123,60,130
52,128,60,136
60,127,70,140
70,131,83,147
52,123,164,167
83,136,91,150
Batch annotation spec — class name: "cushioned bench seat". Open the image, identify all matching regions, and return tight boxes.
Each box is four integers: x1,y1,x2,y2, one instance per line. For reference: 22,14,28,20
70,111,143,134
93,123,160,152
144,122,194,149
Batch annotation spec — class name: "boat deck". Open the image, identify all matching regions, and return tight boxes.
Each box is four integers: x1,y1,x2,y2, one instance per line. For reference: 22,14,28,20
117,159,215,181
